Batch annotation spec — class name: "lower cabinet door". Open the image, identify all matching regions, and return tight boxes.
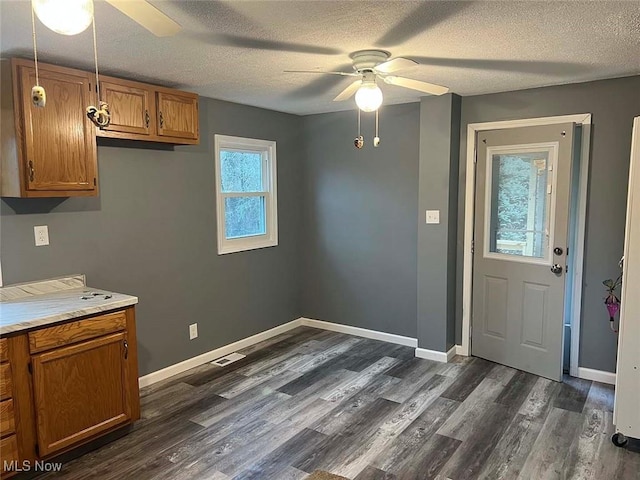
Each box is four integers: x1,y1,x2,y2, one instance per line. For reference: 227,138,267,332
31,332,132,457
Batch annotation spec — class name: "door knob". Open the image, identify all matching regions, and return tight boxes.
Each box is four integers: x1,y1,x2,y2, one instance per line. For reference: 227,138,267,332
550,264,563,274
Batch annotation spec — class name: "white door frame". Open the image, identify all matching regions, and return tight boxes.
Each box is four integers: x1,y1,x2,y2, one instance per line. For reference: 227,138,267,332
461,113,592,378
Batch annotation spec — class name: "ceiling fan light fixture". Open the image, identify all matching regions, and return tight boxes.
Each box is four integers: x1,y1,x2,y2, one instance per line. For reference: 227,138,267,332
32,0,94,36
355,82,383,112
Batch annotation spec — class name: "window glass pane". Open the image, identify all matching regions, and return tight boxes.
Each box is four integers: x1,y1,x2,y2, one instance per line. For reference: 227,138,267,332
224,196,266,239
220,150,263,193
488,152,550,259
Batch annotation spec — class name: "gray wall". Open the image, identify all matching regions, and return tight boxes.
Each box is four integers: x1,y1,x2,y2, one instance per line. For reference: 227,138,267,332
457,75,640,372
417,94,461,352
301,103,420,339
0,96,304,376
2,75,636,376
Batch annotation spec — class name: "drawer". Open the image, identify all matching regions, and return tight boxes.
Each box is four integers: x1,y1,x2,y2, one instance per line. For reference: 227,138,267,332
29,310,127,354
0,434,18,468
0,399,15,437
0,338,7,363
0,364,11,401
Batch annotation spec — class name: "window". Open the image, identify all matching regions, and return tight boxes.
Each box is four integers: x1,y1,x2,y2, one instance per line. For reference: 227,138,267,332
484,143,558,265
214,135,278,254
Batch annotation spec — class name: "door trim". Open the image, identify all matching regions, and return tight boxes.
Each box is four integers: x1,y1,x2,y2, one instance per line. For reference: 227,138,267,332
462,113,592,379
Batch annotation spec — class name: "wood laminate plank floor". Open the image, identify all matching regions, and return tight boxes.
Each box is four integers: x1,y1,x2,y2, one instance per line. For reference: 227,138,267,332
35,327,639,480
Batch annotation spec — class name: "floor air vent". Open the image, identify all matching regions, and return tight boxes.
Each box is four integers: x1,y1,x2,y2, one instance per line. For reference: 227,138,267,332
211,352,246,367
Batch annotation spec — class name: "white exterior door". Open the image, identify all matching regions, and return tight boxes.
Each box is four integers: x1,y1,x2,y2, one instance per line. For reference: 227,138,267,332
472,123,576,381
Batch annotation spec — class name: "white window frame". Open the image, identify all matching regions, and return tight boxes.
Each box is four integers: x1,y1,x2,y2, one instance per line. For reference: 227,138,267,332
483,142,559,266
214,134,278,255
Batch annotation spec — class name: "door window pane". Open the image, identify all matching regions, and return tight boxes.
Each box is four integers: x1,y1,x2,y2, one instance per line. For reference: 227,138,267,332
224,196,266,239
488,152,550,259
220,150,263,193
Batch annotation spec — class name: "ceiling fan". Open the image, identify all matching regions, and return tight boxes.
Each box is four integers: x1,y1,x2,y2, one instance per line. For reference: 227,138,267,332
286,50,449,111
31,0,181,37
104,0,181,37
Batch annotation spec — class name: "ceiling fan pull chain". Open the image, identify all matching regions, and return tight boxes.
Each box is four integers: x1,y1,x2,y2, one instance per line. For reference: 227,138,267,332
374,109,380,147
30,2,39,86
29,1,46,108
354,109,363,149
92,17,100,102
86,14,111,128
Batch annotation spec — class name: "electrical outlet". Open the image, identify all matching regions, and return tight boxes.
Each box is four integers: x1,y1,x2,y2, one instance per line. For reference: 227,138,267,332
34,225,49,246
426,210,440,224
189,323,198,340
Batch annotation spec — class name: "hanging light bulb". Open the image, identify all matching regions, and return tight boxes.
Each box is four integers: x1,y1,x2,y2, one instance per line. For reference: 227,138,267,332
32,0,94,36
355,73,383,112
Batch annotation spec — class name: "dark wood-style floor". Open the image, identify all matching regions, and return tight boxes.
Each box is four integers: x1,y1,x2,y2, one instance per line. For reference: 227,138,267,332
38,327,639,480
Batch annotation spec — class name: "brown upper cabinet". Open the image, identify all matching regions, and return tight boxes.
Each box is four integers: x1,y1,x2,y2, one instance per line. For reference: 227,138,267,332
1,58,98,198
1,58,199,198
156,90,199,141
96,76,199,145
98,77,154,137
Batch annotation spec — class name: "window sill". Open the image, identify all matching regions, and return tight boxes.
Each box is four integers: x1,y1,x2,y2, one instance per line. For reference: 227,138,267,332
218,239,278,255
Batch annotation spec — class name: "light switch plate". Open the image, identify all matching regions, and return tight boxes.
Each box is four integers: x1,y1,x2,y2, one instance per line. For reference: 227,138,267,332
189,323,198,340
34,225,49,246
426,210,440,224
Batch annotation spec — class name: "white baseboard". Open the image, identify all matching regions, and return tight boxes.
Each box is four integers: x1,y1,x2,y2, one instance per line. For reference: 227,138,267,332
415,344,463,363
577,367,616,385
447,345,458,361
415,347,447,363
138,318,303,388
139,316,464,388
299,317,418,348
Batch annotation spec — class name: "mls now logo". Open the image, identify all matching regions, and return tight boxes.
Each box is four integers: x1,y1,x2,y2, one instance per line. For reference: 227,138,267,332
4,460,63,472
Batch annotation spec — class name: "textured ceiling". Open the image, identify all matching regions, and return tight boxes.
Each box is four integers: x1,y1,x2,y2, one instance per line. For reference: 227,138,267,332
1,0,639,115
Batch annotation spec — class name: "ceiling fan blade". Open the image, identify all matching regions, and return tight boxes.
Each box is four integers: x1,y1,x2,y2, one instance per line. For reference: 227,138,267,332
374,57,418,74
410,56,590,75
285,70,358,77
382,76,449,95
334,80,362,102
105,0,182,37
213,34,342,55
376,2,471,47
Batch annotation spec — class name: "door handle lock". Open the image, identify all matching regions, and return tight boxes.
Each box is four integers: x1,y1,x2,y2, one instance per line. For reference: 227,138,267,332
553,247,564,256
550,264,563,274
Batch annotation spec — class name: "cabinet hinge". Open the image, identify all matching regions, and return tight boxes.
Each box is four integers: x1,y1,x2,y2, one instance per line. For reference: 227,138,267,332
93,177,97,186
35,443,39,457
28,362,32,374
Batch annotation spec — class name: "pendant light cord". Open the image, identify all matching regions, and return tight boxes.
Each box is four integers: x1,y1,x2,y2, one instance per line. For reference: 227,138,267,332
30,1,39,85
375,109,379,137
92,14,101,102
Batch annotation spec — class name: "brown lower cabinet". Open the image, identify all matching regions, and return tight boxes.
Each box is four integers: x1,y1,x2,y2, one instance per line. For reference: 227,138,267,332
0,307,139,478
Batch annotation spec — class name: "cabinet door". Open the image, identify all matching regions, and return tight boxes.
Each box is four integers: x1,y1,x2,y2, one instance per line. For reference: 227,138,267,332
31,332,132,457
18,65,97,193
157,91,198,140
99,79,154,136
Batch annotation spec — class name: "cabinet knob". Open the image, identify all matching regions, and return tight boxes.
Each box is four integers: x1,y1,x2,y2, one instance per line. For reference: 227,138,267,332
145,110,150,128
159,111,164,129
28,160,35,182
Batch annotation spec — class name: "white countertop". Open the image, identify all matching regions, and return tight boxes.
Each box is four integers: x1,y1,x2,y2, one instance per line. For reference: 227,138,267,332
0,275,138,334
